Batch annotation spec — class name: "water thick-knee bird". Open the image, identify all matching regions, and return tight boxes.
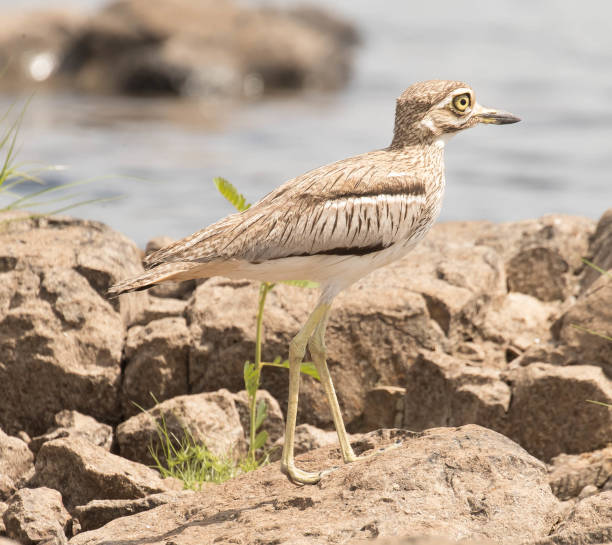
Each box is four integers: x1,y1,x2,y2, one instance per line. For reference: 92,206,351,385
109,80,520,484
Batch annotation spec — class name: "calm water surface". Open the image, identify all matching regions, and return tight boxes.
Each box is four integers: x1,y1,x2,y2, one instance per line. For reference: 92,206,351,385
1,0,611,246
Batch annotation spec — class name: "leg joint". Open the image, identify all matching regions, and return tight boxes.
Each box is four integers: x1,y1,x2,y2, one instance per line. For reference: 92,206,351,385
307,334,326,360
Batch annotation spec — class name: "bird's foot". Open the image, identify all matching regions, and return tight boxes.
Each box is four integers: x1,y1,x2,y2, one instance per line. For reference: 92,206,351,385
281,462,336,485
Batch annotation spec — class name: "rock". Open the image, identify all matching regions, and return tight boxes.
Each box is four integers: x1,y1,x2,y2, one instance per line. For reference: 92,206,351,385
555,273,612,372
475,214,594,302
0,9,85,92
232,389,285,447
55,0,356,97
68,426,559,545
72,491,193,532
548,446,612,500
0,429,35,500
362,538,493,545
504,363,612,461
116,390,245,466
187,275,445,429
121,317,191,418
270,423,344,462
359,386,406,431
3,487,71,545
32,437,181,509
402,350,511,432
0,214,145,436
29,411,113,455
145,237,197,299
531,491,612,545
129,295,187,325
0,502,7,533
581,208,612,291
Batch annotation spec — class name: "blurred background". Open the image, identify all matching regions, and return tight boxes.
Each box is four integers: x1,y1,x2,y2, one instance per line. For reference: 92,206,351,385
0,0,610,246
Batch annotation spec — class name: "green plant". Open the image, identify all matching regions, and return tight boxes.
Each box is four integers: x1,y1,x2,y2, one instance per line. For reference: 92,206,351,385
148,408,255,488
214,177,320,464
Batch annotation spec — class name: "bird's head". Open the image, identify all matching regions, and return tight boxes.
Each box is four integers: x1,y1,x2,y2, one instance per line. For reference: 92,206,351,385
391,80,520,148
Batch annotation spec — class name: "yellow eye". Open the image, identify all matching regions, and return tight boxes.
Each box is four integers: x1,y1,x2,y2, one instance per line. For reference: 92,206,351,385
452,93,471,112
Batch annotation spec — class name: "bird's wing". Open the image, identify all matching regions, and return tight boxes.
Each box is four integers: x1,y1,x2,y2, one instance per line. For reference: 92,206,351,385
145,152,429,267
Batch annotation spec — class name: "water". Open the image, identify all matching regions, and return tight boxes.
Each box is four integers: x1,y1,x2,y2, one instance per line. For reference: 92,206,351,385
1,0,611,246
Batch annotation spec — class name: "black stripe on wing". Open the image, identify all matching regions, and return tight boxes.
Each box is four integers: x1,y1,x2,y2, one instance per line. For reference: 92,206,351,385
249,242,390,263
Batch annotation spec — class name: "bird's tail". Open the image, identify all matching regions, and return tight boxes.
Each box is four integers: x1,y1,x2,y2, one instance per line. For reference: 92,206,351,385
107,262,199,297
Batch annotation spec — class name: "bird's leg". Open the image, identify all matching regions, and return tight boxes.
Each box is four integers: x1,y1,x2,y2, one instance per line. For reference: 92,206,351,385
281,302,331,484
308,307,357,464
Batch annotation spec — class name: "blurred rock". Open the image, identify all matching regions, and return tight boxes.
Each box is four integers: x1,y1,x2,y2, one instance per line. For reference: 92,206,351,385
29,410,113,456
548,446,612,500
504,363,612,461
122,317,191,418
555,273,612,372
32,437,181,509
581,208,612,291
475,214,594,301
232,389,285,447
116,390,245,466
0,214,145,436
129,295,187,326
0,429,34,501
0,0,359,98
360,386,406,431
72,491,193,532
2,487,71,545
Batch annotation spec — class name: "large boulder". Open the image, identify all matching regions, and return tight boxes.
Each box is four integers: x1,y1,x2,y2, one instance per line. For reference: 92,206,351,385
68,426,559,545
0,214,145,436
32,436,181,509
116,390,245,466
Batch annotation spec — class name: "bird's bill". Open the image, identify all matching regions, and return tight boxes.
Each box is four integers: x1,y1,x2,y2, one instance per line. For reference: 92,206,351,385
474,104,521,125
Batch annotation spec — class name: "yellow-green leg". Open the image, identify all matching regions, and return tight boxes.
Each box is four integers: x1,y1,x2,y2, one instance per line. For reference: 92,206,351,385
281,302,331,484
307,305,357,463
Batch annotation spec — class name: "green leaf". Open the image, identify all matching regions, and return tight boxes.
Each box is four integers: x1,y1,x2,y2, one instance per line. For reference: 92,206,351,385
571,324,612,343
253,430,268,451
582,258,610,277
255,399,267,431
213,177,250,212
281,279,319,289
261,359,320,381
586,399,612,409
243,361,260,397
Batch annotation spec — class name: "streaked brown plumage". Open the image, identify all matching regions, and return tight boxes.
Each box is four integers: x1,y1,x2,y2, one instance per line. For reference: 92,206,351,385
109,80,520,484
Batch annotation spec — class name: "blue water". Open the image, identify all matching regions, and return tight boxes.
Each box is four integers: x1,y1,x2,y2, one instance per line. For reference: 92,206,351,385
1,0,611,246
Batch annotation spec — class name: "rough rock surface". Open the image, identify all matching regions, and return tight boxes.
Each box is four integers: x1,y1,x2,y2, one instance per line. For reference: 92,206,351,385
504,363,612,461
532,491,612,545
360,386,406,431
581,208,612,291
72,491,194,532
0,429,34,500
122,316,191,417
116,390,245,466
29,410,113,455
403,350,511,433
3,487,71,545
68,426,559,545
0,214,144,436
548,446,612,500
32,436,182,508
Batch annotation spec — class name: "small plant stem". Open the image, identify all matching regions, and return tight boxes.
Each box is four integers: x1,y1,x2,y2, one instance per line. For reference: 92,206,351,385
248,281,274,462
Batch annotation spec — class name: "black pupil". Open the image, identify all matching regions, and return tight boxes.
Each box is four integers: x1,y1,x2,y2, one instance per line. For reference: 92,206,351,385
460,98,467,106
